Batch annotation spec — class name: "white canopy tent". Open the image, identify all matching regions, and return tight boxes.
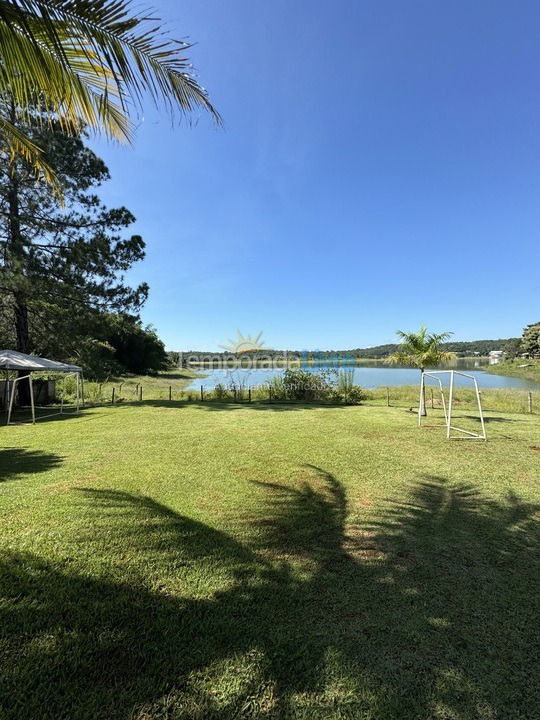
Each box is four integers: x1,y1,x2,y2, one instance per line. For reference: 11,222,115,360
0,350,84,425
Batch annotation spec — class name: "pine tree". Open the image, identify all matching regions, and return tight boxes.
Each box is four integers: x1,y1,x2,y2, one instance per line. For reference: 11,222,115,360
0,107,147,400
520,323,540,358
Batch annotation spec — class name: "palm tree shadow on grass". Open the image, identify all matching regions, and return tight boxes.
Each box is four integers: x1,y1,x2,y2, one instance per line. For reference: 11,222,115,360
459,415,519,423
0,447,63,482
0,472,539,719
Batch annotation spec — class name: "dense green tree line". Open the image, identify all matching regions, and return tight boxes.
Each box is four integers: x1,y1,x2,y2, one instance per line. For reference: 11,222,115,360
170,338,516,364
0,111,167,382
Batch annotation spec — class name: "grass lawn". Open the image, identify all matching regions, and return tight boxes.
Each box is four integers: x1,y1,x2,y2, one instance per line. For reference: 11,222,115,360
1,401,539,719
81,369,204,404
78,370,540,414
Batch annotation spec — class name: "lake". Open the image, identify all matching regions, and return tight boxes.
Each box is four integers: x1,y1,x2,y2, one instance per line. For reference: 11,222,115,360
187,359,539,391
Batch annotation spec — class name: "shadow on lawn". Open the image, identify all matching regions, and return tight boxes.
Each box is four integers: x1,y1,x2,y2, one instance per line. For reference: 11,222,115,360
1,472,539,719
0,447,63,482
110,399,353,412
460,415,519,424
3,407,102,426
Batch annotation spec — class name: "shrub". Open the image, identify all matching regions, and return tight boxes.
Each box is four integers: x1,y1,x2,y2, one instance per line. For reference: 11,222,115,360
212,383,230,401
268,368,334,402
228,379,247,401
332,370,366,404
332,384,367,404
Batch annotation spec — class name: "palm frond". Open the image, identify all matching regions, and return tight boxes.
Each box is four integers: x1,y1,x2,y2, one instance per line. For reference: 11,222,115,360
386,351,414,366
2,0,221,123
0,19,134,143
386,326,454,369
0,0,219,188
0,114,60,191
427,330,453,345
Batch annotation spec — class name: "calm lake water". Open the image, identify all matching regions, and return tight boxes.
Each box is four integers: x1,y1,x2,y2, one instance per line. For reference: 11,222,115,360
187,359,539,391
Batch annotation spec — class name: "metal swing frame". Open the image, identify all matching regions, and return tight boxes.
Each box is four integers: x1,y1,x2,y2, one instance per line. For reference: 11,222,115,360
419,370,486,441
6,370,84,425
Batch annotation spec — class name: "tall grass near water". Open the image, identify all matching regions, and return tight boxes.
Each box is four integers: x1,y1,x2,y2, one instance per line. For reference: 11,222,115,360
56,373,539,415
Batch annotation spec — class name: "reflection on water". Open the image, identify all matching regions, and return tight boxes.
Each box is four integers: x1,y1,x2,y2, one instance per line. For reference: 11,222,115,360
188,359,539,391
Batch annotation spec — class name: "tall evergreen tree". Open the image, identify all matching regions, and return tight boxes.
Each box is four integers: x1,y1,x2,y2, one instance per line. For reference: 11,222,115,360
520,322,540,358
0,109,147,399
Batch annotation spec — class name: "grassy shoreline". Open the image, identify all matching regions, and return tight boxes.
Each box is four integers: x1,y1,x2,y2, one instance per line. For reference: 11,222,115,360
63,373,540,415
485,359,540,383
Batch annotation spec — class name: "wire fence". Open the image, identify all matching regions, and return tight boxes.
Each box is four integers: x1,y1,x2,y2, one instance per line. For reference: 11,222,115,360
71,381,539,416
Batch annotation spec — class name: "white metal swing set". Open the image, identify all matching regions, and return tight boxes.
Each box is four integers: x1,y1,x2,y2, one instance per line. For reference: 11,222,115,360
419,370,486,441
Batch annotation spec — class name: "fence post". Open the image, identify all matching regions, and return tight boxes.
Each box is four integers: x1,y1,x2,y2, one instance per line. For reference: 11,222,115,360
269,385,272,402
248,387,252,403
430,388,434,409
169,386,172,401
386,387,390,407
139,386,143,402
200,385,204,402
111,387,115,404
528,392,532,414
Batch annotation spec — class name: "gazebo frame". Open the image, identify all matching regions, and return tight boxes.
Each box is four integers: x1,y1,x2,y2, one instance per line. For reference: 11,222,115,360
419,370,486,441
1,350,84,426
6,371,83,425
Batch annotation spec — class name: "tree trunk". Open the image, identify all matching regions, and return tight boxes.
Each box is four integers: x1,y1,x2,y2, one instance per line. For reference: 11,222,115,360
6,117,31,407
419,368,427,416
14,296,31,405
14,296,29,353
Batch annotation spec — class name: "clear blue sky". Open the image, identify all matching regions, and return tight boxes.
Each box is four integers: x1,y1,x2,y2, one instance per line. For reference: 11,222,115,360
91,0,540,351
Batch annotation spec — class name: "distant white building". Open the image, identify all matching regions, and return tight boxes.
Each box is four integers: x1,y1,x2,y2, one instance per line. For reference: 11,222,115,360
488,350,505,365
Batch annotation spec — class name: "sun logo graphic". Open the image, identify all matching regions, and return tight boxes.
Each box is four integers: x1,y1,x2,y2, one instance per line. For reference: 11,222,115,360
219,330,267,354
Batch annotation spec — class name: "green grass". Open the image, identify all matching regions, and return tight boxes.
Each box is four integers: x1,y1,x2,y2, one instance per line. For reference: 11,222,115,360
485,359,540,383
364,384,540,414
65,371,540,415
78,369,204,404
1,402,539,719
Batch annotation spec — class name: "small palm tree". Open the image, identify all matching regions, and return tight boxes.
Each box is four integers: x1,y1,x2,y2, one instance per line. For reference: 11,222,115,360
0,0,221,186
387,325,454,415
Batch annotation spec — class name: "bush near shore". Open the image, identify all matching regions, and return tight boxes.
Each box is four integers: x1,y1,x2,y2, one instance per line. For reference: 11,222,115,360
54,372,539,415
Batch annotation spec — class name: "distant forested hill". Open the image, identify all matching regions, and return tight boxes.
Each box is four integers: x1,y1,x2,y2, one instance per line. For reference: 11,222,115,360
345,339,514,359
172,339,514,363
